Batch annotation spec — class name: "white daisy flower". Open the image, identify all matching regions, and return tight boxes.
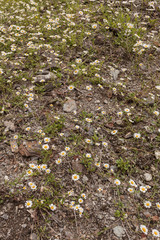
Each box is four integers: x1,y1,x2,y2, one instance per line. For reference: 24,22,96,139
111,130,118,135
56,158,62,164
129,179,137,187
81,193,86,199
29,163,36,169
75,58,82,64
72,174,79,181
42,144,49,150
102,142,108,147
103,163,110,169
25,200,32,208
128,188,134,193
140,225,148,235
92,23,97,29
49,204,56,211
86,153,91,158
68,85,75,90
59,151,66,157
26,169,33,176
153,111,159,116
44,137,50,143
133,133,141,139
152,229,159,237
114,179,121,185
144,201,151,208
140,186,147,193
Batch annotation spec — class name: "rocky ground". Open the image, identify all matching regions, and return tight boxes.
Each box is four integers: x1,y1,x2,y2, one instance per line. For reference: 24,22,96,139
0,0,160,239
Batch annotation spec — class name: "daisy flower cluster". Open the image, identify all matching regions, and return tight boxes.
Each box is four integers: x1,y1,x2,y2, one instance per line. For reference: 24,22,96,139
25,163,51,177
68,192,86,217
140,225,159,238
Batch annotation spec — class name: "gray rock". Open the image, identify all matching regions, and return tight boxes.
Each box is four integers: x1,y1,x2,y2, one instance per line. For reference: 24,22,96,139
63,98,77,112
82,175,89,183
155,85,160,90
4,121,15,132
72,161,83,172
144,173,152,181
113,226,125,238
35,71,56,82
116,120,123,126
22,224,27,228
155,151,160,160
1,214,9,220
30,233,38,240
96,213,104,220
65,231,74,240
124,132,132,139
143,211,151,218
111,69,120,81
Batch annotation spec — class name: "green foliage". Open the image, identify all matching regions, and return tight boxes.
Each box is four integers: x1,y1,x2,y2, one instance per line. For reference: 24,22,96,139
81,155,96,172
114,201,126,220
101,6,144,54
44,116,65,136
116,157,132,174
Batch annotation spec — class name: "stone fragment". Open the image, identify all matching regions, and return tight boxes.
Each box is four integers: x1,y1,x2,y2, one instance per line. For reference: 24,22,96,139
144,173,152,181
1,214,9,220
143,211,151,218
155,151,160,160
4,121,15,132
124,132,132,139
82,175,89,183
116,120,123,126
34,71,56,82
151,215,159,222
63,98,77,112
110,69,120,81
155,85,160,90
65,231,75,240
113,226,125,238
30,233,38,240
22,224,27,228
19,141,41,157
72,161,83,172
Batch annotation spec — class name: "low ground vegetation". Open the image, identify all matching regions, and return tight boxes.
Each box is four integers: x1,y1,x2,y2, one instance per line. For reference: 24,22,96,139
0,0,160,239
